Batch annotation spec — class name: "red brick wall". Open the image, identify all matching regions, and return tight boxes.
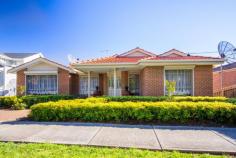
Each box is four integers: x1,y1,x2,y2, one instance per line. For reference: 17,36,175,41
194,65,213,96
121,71,128,95
16,69,26,96
213,69,236,93
58,68,70,95
140,66,164,96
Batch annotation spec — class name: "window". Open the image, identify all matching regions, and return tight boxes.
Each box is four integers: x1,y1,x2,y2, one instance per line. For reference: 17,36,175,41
108,76,121,88
79,76,99,95
165,70,192,95
26,75,57,94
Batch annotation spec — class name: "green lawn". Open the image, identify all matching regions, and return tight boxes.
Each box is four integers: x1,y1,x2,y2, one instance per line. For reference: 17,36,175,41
0,142,229,158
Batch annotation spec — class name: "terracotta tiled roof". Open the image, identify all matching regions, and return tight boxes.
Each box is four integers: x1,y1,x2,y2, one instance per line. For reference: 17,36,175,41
77,48,222,65
146,56,221,60
79,55,221,64
79,56,147,64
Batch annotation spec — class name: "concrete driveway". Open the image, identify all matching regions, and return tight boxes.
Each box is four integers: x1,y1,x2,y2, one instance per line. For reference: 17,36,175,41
0,121,235,154
0,109,30,122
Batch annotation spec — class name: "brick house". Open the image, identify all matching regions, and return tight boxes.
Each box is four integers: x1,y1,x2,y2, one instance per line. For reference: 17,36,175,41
9,47,223,96
213,62,236,97
8,57,78,95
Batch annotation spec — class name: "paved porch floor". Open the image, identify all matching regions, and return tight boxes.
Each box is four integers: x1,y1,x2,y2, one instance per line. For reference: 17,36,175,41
0,121,235,154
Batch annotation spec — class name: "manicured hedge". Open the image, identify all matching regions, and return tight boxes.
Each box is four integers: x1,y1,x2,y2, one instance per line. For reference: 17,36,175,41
30,100,236,124
0,96,18,108
21,95,76,107
105,96,227,102
227,98,236,105
105,96,168,102
172,96,227,102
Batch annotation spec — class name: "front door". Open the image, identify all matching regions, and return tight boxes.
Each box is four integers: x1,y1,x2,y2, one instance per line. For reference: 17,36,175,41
129,74,140,95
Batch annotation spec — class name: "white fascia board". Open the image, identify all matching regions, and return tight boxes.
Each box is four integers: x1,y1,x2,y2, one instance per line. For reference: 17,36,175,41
164,65,195,70
8,57,77,74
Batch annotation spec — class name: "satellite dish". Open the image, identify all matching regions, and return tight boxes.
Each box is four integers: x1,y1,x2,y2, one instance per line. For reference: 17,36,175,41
218,41,236,64
67,54,78,64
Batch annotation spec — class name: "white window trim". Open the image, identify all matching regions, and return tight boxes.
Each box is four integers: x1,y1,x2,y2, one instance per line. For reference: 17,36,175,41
163,66,195,96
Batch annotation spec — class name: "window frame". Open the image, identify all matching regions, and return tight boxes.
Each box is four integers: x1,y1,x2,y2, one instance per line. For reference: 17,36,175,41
25,74,58,95
79,75,99,95
164,66,195,96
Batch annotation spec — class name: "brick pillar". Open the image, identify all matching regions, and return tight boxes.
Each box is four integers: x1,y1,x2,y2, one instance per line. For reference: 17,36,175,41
99,73,104,95
70,74,79,95
103,73,108,95
16,69,26,96
194,65,213,96
140,66,164,96
121,71,128,95
58,68,70,95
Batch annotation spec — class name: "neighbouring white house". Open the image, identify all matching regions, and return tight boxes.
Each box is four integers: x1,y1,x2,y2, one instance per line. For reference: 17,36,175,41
0,52,43,96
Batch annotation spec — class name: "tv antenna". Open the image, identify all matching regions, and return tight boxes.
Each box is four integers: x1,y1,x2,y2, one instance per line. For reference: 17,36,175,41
217,41,236,95
67,54,78,64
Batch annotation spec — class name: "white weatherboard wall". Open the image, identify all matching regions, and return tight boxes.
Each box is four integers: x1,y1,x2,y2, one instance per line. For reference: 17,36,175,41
4,66,16,96
1,53,44,96
27,62,57,71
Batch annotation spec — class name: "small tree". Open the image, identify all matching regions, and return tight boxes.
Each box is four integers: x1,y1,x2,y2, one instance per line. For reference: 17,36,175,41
17,86,26,96
166,80,176,98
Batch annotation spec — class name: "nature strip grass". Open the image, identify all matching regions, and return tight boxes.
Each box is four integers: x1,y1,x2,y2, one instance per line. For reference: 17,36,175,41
0,142,229,158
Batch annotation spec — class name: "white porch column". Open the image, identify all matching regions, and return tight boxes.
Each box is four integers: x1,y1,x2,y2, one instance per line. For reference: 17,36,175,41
113,68,117,96
88,71,91,97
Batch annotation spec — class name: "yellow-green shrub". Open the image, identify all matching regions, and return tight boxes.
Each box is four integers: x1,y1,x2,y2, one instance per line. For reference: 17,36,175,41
0,96,18,108
30,100,236,124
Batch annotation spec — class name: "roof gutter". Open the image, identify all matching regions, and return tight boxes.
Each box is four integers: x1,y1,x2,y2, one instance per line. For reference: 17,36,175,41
74,59,225,68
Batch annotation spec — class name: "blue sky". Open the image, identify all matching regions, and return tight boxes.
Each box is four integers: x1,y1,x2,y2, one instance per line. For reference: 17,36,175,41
0,0,236,64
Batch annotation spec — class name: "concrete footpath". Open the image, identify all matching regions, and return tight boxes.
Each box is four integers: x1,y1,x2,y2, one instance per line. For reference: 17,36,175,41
0,121,235,154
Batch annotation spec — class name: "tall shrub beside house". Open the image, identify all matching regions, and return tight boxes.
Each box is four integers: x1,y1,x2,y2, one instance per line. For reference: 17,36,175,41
165,80,176,99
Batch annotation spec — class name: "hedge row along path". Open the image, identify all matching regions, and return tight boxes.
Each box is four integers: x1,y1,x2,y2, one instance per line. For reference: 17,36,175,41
30,100,236,125
0,121,235,154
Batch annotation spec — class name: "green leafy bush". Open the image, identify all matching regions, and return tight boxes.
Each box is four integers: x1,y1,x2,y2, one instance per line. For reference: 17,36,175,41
21,95,76,108
172,96,227,102
105,96,227,102
12,102,27,110
166,80,176,97
105,96,169,102
30,99,236,124
227,98,236,105
0,96,18,108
